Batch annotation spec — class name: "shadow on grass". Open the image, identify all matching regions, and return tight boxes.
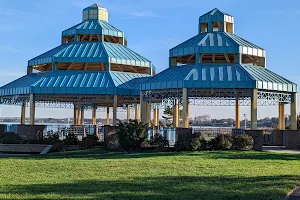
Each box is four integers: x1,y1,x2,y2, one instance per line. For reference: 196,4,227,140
200,151,300,161
0,175,298,200
1,148,300,161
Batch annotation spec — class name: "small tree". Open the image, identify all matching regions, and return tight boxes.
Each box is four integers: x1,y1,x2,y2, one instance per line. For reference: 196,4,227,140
162,106,173,121
117,120,148,151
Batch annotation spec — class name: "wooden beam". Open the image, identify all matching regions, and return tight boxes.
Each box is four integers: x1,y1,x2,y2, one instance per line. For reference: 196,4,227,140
67,63,75,70
130,66,138,73
200,54,204,63
246,55,255,61
224,54,230,63
111,36,118,43
187,54,195,62
89,35,93,41
117,65,123,72
81,34,87,41
105,35,112,43
84,63,88,70
212,54,216,63
97,35,100,41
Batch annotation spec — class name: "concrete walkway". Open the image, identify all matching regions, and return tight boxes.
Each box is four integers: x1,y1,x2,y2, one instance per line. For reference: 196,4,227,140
288,187,300,200
262,146,300,154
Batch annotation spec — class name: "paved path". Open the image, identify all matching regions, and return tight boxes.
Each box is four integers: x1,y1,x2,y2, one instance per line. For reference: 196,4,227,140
262,146,300,154
288,187,300,199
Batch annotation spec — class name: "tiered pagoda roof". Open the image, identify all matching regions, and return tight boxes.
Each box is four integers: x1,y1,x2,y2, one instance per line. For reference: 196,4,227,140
0,3,154,98
142,8,296,93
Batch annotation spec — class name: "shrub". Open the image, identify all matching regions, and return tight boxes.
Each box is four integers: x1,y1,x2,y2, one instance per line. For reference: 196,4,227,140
190,137,201,151
64,133,79,145
51,141,65,152
175,132,202,151
81,135,99,149
234,135,254,150
42,134,60,145
150,133,169,149
116,120,148,151
209,135,233,150
0,132,23,144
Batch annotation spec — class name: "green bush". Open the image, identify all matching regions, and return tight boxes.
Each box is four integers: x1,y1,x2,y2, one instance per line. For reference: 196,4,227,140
234,135,254,150
0,132,23,144
81,135,99,149
175,132,202,151
209,135,233,150
150,134,169,149
51,141,65,152
42,134,60,145
190,137,201,151
116,120,148,151
64,133,79,145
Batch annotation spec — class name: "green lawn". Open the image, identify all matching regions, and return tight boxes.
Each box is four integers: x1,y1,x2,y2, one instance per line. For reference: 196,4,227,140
0,149,300,200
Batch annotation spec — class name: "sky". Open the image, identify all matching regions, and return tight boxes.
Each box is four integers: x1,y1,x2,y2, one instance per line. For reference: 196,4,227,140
0,0,299,120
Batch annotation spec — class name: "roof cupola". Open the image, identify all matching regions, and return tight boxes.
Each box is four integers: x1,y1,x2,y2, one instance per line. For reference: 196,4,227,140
82,3,108,22
199,8,234,33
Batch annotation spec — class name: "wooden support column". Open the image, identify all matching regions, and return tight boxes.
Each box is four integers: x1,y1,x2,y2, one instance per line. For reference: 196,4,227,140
290,93,297,130
140,91,146,123
80,109,85,125
146,102,151,126
127,104,131,122
278,103,283,130
29,94,35,125
73,107,77,125
113,95,118,126
182,88,189,128
21,103,26,125
251,89,258,130
77,103,81,125
134,99,139,121
153,107,159,126
153,107,157,126
235,98,240,128
92,107,97,125
172,102,179,127
177,102,180,127
106,106,110,125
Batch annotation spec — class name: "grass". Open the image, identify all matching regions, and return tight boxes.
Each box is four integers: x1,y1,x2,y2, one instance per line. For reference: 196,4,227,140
0,149,300,200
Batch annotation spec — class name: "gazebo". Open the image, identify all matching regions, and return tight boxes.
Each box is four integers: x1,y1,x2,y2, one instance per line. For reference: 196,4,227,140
140,8,297,130
0,4,155,126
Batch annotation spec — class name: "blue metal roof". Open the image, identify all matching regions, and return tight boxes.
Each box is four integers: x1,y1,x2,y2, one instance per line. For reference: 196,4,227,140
170,32,265,57
0,71,150,96
199,8,233,23
141,64,297,92
62,20,125,38
28,42,152,68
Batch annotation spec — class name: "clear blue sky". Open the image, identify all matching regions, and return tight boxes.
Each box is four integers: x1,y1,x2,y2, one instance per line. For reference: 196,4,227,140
0,0,299,119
